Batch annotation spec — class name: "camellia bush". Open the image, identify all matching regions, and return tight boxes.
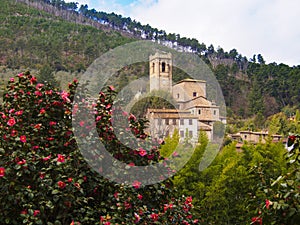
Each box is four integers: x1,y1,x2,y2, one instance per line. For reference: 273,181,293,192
0,72,199,225
252,135,300,224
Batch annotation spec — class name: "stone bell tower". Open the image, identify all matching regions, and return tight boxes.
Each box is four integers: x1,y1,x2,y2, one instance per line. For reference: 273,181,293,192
149,52,172,93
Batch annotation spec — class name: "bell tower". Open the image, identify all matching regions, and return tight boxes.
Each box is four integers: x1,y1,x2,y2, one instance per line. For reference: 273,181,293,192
149,52,172,93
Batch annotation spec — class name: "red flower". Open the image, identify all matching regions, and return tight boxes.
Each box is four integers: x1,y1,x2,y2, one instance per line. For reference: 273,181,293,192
7,117,16,126
109,85,115,91
150,213,159,221
289,135,296,142
61,91,70,102
39,108,46,114
265,199,271,209
74,182,80,189
30,76,37,84
43,154,51,161
68,177,73,182
57,154,65,163
137,194,143,200
15,110,23,116
49,121,57,126
79,121,85,127
20,135,27,143
0,167,5,177
33,210,40,217
58,181,66,189
39,172,45,179
10,77,14,82
251,217,262,225
34,91,42,96
138,148,147,157
132,180,142,189
17,159,26,165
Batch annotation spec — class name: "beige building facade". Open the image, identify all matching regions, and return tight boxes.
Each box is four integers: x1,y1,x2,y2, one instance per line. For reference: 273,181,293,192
146,52,223,141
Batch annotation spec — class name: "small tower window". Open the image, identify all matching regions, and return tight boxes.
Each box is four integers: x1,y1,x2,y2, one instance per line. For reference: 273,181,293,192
177,93,180,98
198,109,201,115
152,62,155,73
162,62,166,72
193,92,197,97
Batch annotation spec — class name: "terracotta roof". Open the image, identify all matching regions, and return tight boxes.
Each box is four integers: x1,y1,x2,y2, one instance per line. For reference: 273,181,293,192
173,78,206,85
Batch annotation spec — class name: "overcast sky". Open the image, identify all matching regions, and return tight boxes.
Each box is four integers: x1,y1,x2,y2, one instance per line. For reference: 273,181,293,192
66,0,300,66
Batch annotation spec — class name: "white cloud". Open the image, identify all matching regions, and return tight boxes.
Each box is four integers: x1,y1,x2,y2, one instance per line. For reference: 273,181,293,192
130,0,300,65
66,0,300,65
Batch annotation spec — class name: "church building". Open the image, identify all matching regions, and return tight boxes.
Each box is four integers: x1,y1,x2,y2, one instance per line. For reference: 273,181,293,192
146,52,222,141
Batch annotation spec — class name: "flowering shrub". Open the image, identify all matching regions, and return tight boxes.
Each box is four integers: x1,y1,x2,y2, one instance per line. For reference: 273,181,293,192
0,72,199,224
252,135,300,224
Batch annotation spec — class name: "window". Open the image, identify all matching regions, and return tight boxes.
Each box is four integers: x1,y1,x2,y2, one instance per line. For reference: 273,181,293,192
189,119,193,125
177,93,180,98
162,62,166,72
193,92,197,97
180,130,184,137
152,62,155,73
214,110,217,115
189,130,193,138
198,109,201,114
173,119,176,125
180,119,184,125
165,119,169,125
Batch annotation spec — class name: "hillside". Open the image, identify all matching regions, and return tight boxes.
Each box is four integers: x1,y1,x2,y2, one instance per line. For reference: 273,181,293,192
1,0,300,120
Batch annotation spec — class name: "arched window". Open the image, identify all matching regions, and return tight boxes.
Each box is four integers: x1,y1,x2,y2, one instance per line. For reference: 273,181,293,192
162,62,166,72
152,62,155,73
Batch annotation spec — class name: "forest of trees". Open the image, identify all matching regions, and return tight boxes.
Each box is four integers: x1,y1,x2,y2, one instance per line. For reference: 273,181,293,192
1,0,299,120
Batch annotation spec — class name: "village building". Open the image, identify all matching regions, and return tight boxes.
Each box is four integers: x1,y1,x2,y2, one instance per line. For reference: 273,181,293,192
146,52,223,141
231,131,283,144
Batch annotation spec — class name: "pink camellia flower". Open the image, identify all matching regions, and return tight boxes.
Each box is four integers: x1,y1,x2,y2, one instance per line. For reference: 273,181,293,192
43,154,51,161
150,213,159,222
30,76,37,84
10,77,14,82
49,121,57,126
39,172,45,179
61,91,70,102
128,114,136,121
57,154,65,163
33,210,40,217
58,181,66,189
17,159,26,165
137,194,143,200
20,135,27,143
0,167,5,177
79,121,85,127
67,177,73,183
7,117,16,126
36,83,44,89
15,110,23,116
39,108,46,114
109,85,115,91
128,162,135,167
134,212,141,223
138,148,147,157
265,199,271,209
132,180,142,189
34,91,42,96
